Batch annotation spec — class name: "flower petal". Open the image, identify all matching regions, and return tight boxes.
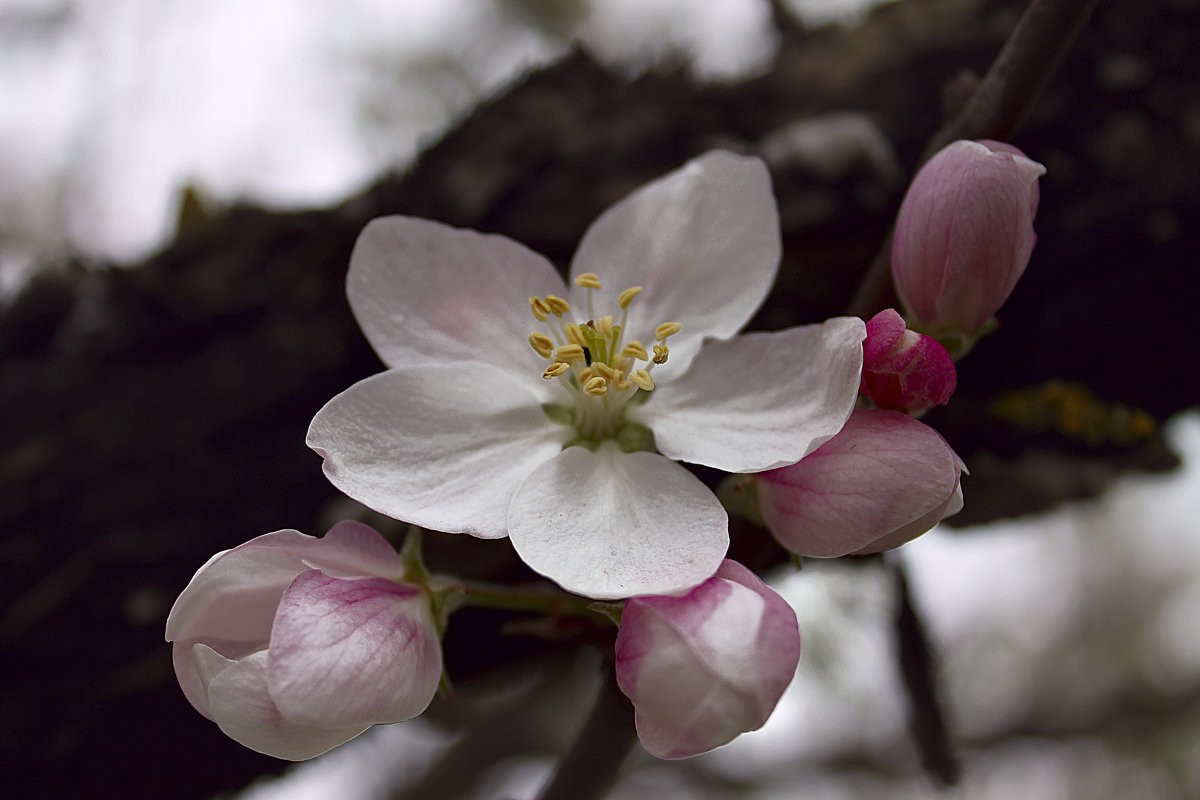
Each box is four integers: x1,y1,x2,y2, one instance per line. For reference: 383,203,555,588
348,216,567,393
757,408,966,557
615,560,800,759
166,530,320,647
636,318,866,472
172,639,239,720
205,648,369,761
569,151,781,379
166,525,407,647
307,364,569,539
267,571,442,728
507,443,728,599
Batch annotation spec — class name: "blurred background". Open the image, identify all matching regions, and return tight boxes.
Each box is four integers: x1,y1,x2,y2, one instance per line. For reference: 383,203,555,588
2,0,1199,797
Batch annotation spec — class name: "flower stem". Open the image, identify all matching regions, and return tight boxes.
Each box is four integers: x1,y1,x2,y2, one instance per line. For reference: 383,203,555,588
442,576,602,619
848,0,1100,319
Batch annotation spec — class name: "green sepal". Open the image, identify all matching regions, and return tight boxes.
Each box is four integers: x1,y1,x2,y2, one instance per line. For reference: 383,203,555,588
615,422,656,454
716,474,764,525
561,436,602,452
587,600,625,627
542,403,575,426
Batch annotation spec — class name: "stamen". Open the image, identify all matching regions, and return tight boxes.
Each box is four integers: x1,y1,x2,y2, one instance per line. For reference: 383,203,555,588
613,370,632,392
577,365,596,384
542,362,570,379
592,362,616,381
596,315,614,340
655,321,682,341
583,376,609,396
617,286,642,309
629,369,655,392
529,296,550,322
574,273,602,290
564,322,587,347
528,333,555,359
544,295,571,316
652,344,669,365
622,341,649,361
554,344,586,363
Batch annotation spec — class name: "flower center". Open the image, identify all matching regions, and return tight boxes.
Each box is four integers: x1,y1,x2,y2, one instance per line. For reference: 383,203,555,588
527,273,680,443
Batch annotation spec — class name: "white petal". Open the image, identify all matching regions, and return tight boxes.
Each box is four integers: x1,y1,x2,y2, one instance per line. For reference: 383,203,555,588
166,525,408,647
569,151,780,379
165,530,318,646
507,443,728,599
348,216,566,394
636,318,866,472
205,649,368,761
308,364,569,539
267,572,441,728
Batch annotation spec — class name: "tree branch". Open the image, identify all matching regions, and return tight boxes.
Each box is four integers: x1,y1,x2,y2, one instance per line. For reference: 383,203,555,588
536,660,637,800
892,559,959,786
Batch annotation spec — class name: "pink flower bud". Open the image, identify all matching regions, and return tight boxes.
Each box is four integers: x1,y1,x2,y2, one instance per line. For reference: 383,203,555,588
891,139,1045,336
614,560,800,759
860,308,956,411
166,521,442,760
755,409,965,557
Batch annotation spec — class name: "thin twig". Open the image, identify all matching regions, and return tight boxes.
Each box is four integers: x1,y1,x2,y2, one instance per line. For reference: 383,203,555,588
848,0,1101,319
891,558,960,786
536,660,637,800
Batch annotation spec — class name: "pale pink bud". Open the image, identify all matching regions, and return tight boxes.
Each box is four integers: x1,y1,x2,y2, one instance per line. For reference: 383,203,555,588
756,409,966,557
860,308,956,411
891,139,1045,336
165,521,442,760
614,559,800,759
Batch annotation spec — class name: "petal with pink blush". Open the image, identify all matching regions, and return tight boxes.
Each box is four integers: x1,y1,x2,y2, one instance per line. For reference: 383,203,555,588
891,139,1045,335
860,309,956,412
267,571,442,728
756,408,965,557
615,559,800,759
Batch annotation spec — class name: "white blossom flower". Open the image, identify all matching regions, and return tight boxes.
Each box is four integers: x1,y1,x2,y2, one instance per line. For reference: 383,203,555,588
307,151,865,599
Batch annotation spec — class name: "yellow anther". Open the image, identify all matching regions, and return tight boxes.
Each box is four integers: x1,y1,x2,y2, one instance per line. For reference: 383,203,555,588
596,315,614,339
528,333,555,359
655,321,682,341
617,286,643,309
613,369,631,392
652,344,669,365
564,322,587,347
574,273,602,290
621,341,649,361
544,295,571,316
630,369,655,392
542,362,571,379
593,362,616,381
554,344,586,363
529,296,550,322
577,366,596,384
583,376,609,396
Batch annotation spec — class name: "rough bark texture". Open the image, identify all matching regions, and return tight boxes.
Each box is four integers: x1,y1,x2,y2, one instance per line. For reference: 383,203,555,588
2,0,1197,796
